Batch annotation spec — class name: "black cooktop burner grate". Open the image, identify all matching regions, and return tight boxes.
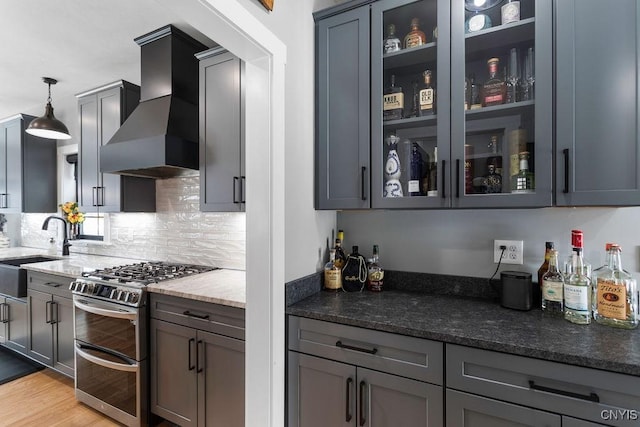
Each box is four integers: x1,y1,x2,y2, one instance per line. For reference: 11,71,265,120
82,262,217,285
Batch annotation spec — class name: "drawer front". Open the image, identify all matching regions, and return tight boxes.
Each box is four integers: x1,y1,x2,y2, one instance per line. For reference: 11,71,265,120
150,293,245,340
446,344,640,427
288,316,443,385
28,271,72,299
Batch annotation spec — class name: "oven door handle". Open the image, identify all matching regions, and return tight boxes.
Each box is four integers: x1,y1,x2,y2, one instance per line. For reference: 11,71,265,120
75,343,138,372
73,299,137,320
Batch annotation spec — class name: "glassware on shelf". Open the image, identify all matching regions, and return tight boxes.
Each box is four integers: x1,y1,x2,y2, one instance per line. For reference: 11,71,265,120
383,134,403,198
521,47,535,101
511,151,534,193
383,23,402,54
506,48,520,103
383,74,404,121
404,18,427,49
501,0,521,25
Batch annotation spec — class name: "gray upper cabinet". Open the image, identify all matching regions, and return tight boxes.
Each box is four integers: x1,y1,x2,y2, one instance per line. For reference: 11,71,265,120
197,48,245,212
0,115,56,213
77,81,156,214
555,0,640,206
315,4,371,210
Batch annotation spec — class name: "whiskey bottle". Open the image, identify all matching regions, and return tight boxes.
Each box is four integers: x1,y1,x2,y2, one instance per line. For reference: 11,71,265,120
334,230,347,270
383,24,402,54
383,75,404,121
593,244,639,329
487,135,503,176
537,241,555,291
342,246,368,292
510,151,534,193
469,73,481,109
404,18,427,49
324,249,342,291
408,143,423,196
564,230,591,324
367,245,384,292
542,249,564,315
482,58,506,107
419,70,435,115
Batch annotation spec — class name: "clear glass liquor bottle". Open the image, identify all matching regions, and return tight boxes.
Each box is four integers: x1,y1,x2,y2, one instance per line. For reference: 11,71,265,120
511,151,535,193
404,18,427,49
542,250,564,315
324,249,342,291
593,244,639,329
564,247,591,325
383,24,401,54
482,58,506,107
419,70,435,115
367,245,384,292
383,75,404,121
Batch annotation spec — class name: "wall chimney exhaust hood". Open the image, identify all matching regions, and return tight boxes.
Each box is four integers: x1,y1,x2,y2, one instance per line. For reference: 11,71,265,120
100,25,207,179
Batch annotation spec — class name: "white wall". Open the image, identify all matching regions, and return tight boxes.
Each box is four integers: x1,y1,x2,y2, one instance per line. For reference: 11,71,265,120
339,207,640,280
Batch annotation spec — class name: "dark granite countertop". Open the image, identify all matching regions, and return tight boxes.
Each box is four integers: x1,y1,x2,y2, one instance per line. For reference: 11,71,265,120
286,287,640,377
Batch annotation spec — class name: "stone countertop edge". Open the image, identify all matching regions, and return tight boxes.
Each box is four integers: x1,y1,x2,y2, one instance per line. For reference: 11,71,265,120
286,287,640,377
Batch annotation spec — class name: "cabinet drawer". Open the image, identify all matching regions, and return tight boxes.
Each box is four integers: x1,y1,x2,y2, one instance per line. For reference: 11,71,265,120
446,344,640,427
150,293,244,340
27,271,72,299
288,316,442,385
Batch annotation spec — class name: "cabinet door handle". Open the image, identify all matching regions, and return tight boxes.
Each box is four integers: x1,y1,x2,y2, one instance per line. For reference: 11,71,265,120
196,340,204,373
0,193,7,208
241,176,246,204
91,187,97,207
529,380,599,403
440,160,446,199
51,301,59,324
0,303,7,323
2,303,8,323
345,377,353,422
45,301,52,324
361,166,367,201
456,159,461,198
96,186,105,206
335,340,377,355
42,282,61,288
183,310,210,320
188,338,195,371
562,149,570,193
233,177,240,204
359,380,366,426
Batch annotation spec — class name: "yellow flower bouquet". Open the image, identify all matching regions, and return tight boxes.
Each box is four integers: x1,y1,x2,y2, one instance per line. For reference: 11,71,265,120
60,202,85,238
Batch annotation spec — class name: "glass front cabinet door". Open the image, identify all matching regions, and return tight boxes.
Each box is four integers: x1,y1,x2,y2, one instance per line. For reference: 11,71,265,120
371,0,552,209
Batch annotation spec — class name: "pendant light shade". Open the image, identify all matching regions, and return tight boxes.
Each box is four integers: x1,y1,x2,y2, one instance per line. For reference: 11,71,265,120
26,77,71,140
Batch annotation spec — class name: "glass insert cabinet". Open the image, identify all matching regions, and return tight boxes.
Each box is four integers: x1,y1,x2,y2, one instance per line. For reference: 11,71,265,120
315,0,552,209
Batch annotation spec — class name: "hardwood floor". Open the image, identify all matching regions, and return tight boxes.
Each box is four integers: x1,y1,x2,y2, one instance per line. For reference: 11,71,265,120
0,369,122,427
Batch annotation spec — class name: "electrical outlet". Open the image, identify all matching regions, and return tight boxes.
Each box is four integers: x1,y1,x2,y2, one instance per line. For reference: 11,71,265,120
494,240,524,264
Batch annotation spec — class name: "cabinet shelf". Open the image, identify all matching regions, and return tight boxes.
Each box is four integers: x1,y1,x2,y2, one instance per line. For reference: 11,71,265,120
465,18,535,56
383,114,437,130
465,100,534,121
383,42,437,69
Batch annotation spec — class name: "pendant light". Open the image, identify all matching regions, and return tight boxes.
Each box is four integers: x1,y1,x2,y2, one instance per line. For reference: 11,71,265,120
26,77,72,140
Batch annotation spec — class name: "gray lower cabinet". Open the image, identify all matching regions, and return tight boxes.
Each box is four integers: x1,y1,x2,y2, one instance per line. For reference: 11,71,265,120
446,389,561,427
197,48,245,212
287,316,444,426
150,294,245,427
0,294,28,353
555,0,640,206
26,272,74,377
446,344,640,427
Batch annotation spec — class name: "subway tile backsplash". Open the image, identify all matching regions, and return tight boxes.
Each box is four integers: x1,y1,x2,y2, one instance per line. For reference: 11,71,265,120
20,176,246,270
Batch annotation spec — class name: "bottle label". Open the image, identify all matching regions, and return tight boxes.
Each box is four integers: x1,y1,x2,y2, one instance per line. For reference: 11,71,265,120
483,82,505,105
408,180,420,193
383,93,404,111
384,39,401,54
542,280,563,302
596,278,628,320
419,88,434,111
564,284,589,311
324,270,342,290
405,34,423,48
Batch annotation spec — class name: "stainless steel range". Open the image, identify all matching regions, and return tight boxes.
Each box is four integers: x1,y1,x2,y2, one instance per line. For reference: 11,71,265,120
70,262,216,427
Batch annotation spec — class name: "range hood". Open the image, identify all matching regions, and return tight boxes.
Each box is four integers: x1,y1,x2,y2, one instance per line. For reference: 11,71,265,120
100,25,207,179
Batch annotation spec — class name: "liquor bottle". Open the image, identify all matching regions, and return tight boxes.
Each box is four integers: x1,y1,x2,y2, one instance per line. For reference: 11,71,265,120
342,246,368,292
384,135,404,197
367,245,384,292
510,151,534,193
537,242,555,290
542,249,564,315
464,144,474,194
404,18,427,49
408,82,420,118
482,58,506,107
465,11,492,33
564,230,591,324
383,23,402,54
419,70,435,115
408,143,423,196
505,48,520,104
334,230,347,270
487,135,503,176
464,76,471,110
501,0,521,25
469,73,481,109
383,75,404,121
593,244,639,329
324,249,343,291
427,147,438,196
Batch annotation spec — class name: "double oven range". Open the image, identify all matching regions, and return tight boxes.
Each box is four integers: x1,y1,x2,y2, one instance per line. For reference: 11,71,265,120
70,261,215,427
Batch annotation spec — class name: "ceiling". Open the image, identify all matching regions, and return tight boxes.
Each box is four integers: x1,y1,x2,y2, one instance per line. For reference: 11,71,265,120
0,0,216,121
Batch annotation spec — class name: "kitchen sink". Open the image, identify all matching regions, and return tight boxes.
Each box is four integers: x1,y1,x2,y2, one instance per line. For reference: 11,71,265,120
0,256,60,298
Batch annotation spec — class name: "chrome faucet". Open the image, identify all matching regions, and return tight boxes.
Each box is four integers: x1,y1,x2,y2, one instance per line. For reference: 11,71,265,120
42,215,70,256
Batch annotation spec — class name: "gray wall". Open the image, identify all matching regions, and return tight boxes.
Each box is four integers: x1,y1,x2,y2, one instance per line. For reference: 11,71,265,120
338,207,640,281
